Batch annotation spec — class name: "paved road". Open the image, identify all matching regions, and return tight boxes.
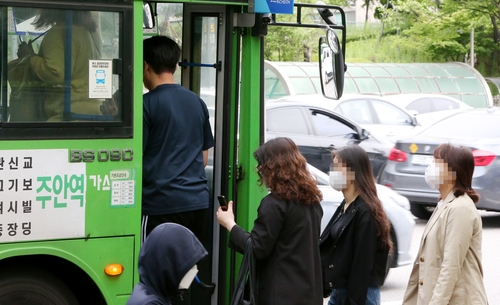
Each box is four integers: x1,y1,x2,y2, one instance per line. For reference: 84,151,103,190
382,211,500,304
324,211,500,305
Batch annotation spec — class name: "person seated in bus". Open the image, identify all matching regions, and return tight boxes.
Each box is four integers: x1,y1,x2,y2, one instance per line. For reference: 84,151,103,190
127,223,208,305
217,137,324,305
142,36,214,242
9,9,103,121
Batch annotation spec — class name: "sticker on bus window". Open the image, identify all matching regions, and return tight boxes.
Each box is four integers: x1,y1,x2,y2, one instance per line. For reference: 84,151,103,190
0,149,86,243
89,60,113,98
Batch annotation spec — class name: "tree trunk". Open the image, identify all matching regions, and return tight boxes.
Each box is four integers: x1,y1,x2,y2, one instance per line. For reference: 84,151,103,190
303,44,312,62
377,1,389,46
377,21,385,45
490,15,500,75
365,2,369,23
490,15,500,43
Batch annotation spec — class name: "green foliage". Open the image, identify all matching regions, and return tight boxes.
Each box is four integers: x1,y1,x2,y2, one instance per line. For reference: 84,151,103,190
346,35,434,62
265,27,310,61
265,5,330,61
443,0,500,19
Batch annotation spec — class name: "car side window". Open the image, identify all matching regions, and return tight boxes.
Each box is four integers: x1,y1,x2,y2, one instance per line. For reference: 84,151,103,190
309,111,356,137
371,99,413,125
266,108,309,135
335,99,373,124
406,98,432,114
432,98,457,111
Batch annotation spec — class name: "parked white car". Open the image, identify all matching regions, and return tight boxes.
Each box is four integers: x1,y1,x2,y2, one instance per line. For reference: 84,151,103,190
383,94,473,130
383,94,472,115
307,164,415,275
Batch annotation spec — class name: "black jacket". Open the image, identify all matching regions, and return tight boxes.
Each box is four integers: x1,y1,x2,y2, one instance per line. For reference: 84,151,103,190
319,196,388,305
127,223,208,305
229,193,324,305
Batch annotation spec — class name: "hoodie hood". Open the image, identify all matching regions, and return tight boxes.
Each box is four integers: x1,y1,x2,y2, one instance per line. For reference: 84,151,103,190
138,223,208,303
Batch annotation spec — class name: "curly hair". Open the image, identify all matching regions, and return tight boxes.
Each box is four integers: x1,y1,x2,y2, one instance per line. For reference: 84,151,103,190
253,138,322,205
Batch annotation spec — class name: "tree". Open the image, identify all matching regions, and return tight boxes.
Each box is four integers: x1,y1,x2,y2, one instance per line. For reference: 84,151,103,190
361,0,377,22
444,0,500,43
443,0,500,74
265,2,329,62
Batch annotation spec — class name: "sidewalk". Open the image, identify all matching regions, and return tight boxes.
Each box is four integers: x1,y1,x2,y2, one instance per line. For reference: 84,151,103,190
323,298,402,305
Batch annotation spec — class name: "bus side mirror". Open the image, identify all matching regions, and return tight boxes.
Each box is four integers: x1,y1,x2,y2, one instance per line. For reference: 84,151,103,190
143,2,155,29
319,28,345,100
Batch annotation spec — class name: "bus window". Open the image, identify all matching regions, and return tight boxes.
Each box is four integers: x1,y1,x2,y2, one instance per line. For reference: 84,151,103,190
1,4,132,139
6,8,121,122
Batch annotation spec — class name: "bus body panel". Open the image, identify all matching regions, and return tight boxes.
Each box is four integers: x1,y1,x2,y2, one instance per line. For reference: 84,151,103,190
0,236,136,304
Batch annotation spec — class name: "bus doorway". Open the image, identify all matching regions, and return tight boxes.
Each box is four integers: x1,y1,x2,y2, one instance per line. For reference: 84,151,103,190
154,3,232,305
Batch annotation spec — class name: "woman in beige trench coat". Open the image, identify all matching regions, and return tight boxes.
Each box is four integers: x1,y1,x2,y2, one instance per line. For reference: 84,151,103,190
403,143,487,305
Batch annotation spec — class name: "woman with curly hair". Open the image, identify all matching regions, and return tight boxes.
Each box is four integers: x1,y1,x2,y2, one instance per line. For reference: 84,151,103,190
217,137,324,305
320,145,392,305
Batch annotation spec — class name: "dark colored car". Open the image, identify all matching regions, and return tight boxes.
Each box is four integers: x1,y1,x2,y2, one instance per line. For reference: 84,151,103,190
379,107,500,219
265,101,393,177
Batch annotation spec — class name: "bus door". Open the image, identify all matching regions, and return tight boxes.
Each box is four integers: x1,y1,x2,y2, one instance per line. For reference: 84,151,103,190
154,3,232,304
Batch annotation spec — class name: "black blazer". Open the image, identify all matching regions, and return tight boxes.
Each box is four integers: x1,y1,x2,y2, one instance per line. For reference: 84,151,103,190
319,196,388,305
229,193,323,305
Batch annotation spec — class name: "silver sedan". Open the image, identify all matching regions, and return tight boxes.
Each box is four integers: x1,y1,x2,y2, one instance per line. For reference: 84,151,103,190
379,107,500,219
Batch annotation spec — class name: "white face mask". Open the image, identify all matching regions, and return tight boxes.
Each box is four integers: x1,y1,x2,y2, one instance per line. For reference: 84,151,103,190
179,264,198,290
329,170,347,191
425,160,443,189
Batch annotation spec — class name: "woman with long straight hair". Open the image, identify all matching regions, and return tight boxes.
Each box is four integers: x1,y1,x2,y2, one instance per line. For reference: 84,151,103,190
403,143,487,304
217,137,324,305
320,145,391,305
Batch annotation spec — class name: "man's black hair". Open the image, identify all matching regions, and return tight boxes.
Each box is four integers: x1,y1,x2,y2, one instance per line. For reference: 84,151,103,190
143,35,181,74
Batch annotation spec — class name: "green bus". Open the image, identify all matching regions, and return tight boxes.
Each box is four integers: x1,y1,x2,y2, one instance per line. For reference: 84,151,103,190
0,0,345,304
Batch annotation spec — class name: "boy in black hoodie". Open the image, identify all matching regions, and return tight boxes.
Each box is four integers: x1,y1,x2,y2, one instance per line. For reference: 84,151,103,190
127,223,208,305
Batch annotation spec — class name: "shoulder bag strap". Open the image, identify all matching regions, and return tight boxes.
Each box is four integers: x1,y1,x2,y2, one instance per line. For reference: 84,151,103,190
230,238,257,305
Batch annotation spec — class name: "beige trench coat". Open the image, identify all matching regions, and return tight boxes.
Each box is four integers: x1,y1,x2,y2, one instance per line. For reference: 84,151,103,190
403,191,487,305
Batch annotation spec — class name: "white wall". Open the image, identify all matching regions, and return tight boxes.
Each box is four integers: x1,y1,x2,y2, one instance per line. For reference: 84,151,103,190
343,0,379,24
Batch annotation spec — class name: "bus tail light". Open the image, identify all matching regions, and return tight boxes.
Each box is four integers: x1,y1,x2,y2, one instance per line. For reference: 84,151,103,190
105,264,124,276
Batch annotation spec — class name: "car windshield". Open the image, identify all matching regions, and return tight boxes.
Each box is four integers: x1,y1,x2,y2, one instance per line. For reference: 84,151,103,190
419,112,500,139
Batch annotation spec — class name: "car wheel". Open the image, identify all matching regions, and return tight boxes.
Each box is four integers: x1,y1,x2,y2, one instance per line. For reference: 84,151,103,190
0,265,79,305
383,226,398,284
410,202,434,220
